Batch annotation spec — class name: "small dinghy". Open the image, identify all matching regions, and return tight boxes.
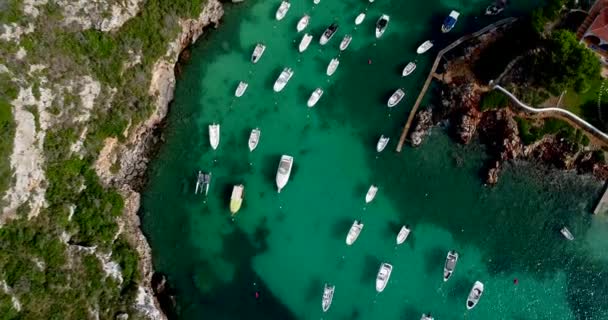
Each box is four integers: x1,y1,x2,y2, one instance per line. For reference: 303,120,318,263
275,1,290,20
326,58,339,76
396,225,411,245
229,184,244,215
297,15,310,32
251,43,265,63
387,88,405,107
276,155,293,193
346,220,364,245
355,13,366,25
441,10,460,33
321,283,335,312
375,14,389,38
561,226,574,241
235,81,248,97
320,23,338,45
339,34,352,51
417,40,434,54
273,67,294,92
466,281,484,310
376,263,393,292
307,88,323,107
365,185,378,203
195,171,212,196
402,62,416,76
209,123,220,150
248,128,260,151
421,314,434,320
376,135,389,152
299,33,313,52
443,250,459,281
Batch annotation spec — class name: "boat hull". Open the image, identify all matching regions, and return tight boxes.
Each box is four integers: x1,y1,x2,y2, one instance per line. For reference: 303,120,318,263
355,13,365,25
346,221,364,245
365,185,378,203
299,34,312,52
275,1,290,20
396,226,410,244
307,89,323,107
209,124,220,150
376,136,389,152
402,63,416,76
339,35,352,51
321,284,335,312
387,89,404,107
248,129,260,152
375,15,389,38
417,41,433,54
251,44,265,63
326,59,339,76
443,251,459,281
230,185,244,215
376,263,392,292
466,281,484,310
297,15,309,32
276,155,294,192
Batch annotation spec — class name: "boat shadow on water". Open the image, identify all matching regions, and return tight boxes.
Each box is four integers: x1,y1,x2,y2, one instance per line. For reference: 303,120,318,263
331,217,355,241
360,254,382,285
423,246,447,276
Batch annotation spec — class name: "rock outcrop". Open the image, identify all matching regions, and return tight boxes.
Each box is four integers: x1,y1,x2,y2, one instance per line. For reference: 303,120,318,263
410,108,433,147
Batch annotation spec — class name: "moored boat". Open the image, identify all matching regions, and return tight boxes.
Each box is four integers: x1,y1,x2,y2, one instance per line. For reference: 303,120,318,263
402,62,416,76
251,43,266,63
420,314,434,320
486,0,506,15
441,10,460,33
346,220,364,245
321,283,335,312
235,81,248,97
466,281,484,310
365,185,378,203
273,67,294,92
195,171,212,196
396,225,411,244
314,0,320,4
326,58,339,76
248,128,260,151
276,155,293,193
417,40,434,54
376,263,393,292
299,33,313,52
209,123,220,150
387,88,405,107
307,88,324,107
443,250,459,281
275,1,290,20
339,34,352,51
355,13,366,25
376,135,389,152
320,23,338,45
297,15,310,32
229,184,244,215
375,14,389,38
561,226,574,241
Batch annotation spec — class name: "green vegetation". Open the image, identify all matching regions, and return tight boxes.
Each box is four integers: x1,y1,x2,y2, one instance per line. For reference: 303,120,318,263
480,91,509,111
515,116,591,147
0,97,15,203
531,0,566,34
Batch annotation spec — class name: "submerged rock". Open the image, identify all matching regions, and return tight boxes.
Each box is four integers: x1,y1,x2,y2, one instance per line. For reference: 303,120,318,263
410,108,433,147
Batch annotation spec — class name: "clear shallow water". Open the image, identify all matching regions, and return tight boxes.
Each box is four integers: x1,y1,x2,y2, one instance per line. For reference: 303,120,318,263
140,0,608,319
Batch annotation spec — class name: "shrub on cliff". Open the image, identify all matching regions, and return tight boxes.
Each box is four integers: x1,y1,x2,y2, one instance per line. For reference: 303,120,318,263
480,91,509,111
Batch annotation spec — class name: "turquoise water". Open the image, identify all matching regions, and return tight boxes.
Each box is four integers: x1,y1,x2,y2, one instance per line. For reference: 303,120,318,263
140,0,608,319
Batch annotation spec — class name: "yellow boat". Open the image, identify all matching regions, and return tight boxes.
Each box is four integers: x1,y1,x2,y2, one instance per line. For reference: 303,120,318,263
230,184,244,215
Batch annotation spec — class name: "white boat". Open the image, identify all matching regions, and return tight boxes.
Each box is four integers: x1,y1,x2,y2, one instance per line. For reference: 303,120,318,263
195,171,211,196
387,88,405,107
486,0,506,15
375,14,389,38
251,43,265,63
313,0,320,4
443,250,459,281
365,185,378,203
561,227,574,241
346,220,364,245
376,263,393,292
229,184,244,215
441,10,460,33
396,225,411,244
299,33,313,52
326,58,339,76
297,15,310,32
321,283,335,312
320,23,338,45
248,128,260,151
421,314,434,320
376,135,389,152
275,1,290,20
466,281,484,310
402,62,416,76
355,13,366,25
209,123,220,150
339,35,352,51
307,88,324,107
273,68,294,92
276,155,293,193
235,81,248,97
417,40,434,54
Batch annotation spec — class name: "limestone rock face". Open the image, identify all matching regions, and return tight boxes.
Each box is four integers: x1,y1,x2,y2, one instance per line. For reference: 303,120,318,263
410,108,433,147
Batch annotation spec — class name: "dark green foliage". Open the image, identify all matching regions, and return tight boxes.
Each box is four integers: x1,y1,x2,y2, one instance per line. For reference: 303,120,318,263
0,98,15,200
113,236,141,291
0,0,22,24
480,91,509,111
516,116,590,146
531,0,566,34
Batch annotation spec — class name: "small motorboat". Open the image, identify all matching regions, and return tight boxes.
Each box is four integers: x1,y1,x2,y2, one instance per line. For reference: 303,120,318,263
299,33,313,52
248,128,260,151
402,62,416,76
229,184,244,215
339,34,352,51
376,263,393,292
209,123,220,150
365,185,378,203
443,250,459,281
314,0,320,4
307,88,323,107
441,10,460,33
375,14,389,38
276,155,293,193
376,135,389,152
417,40,434,54
321,283,335,312
275,1,290,20
421,314,434,320
235,81,248,97
320,23,338,45
387,88,405,107
297,14,310,32
355,13,366,25
273,67,294,92
486,0,506,15
561,226,574,241
326,58,339,76
195,171,212,196
346,220,364,245
396,225,411,245
466,281,484,310
251,43,266,63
